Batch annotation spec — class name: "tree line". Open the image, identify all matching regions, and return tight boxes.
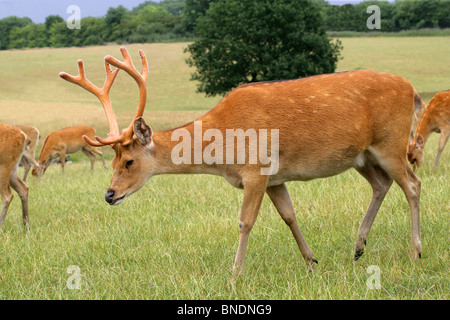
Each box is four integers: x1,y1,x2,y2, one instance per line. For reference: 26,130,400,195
323,0,450,32
0,0,449,50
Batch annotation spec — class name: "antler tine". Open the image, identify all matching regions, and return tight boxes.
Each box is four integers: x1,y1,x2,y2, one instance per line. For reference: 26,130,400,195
59,58,120,146
105,47,148,125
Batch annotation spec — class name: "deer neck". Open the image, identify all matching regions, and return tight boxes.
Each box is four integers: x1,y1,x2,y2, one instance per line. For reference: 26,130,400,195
38,138,52,165
151,125,220,176
415,111,437,144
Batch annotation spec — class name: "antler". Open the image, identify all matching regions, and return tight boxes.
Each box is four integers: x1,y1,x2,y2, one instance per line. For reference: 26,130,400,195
59,46,149,147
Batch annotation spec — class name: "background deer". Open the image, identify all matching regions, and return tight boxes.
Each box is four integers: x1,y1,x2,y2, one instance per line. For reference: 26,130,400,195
408,90,449,169
32,126,107,178
60,47,423,278
0,124,30,228
14,125,40,181
411,97,427,141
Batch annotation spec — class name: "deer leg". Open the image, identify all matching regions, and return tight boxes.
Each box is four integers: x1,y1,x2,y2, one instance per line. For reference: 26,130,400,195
434,130,449,167
87,147,107,169
376,154,422,259
0,183,13,229
9,166,29,228
81,148,96,170
266,183,317,266
354,161,393,260
59,151,66,174
21,158,31,182
232,176,268,280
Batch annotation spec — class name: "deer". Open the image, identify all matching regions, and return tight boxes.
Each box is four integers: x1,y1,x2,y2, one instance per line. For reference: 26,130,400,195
411,97,427,141
60,47,423,279
408,90,449,170
0,123,30,228
32,126,107,178
14,125,40,181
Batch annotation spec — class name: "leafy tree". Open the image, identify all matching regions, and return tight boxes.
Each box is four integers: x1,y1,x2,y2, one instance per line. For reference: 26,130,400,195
44,15,64,30
159,0,186,16
128,5,176,42
78,17,107,46
48,21,77,47
186,0,342,96
394,0,450,30
104,5,131,41
0,16,32,49
181,0,219,33
9,23,46,48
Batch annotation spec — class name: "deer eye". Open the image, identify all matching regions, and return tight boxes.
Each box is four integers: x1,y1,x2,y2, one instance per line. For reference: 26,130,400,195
125,160,134,169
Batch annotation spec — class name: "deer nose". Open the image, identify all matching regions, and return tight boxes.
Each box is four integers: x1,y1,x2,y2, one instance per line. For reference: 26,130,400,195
105,189,115,203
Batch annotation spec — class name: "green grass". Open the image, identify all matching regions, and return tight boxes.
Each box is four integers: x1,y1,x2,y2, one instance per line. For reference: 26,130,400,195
0,38,449,299
1,139,448,299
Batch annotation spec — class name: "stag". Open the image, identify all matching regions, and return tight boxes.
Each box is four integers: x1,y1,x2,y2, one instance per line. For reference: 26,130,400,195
14,125,40,181
408,90,449,169
60,47,423,278
0,124,30,228
33,126,107,178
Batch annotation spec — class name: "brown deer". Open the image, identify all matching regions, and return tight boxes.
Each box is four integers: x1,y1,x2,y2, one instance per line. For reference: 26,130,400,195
14,125,40,181
408,90,449,169
411,97,427,141
32,126,107,178
60,47,423,278
0,124,30,228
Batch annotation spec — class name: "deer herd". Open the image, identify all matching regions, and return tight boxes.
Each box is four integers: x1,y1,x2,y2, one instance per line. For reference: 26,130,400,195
0,47,448,278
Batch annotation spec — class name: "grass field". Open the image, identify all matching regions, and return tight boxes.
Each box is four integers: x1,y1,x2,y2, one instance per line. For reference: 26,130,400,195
0,37,449,300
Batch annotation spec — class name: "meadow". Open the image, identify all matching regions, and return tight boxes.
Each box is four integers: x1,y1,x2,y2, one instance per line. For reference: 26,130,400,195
0,37,448,299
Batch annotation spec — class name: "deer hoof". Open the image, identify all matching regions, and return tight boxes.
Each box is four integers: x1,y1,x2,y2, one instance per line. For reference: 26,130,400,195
354,250,364,261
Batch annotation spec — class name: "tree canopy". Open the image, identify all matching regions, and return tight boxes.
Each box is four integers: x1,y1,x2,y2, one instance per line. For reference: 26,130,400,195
185,0,343,96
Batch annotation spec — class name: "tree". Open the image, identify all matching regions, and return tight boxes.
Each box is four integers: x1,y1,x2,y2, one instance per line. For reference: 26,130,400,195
181,0,219,33
0,16,32,49
394,0,450,30
159,0,186,16
128,5,176,43
104,5,131,41
9,24,46,49
185,0,342,96
44,15,64,30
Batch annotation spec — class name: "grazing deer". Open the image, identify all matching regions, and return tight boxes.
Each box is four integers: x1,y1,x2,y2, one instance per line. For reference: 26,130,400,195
60,47,423,278
408,90,449,169
14,125,40,181
411,97,427,141
32,126,107,178
0,124,29,228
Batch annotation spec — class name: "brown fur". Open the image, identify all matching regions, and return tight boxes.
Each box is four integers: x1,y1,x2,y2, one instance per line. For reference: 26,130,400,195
408,90,450,168
32,125,106,178
411,92,426,140
0,123,29,228
14,125,40,181
62,47,423,278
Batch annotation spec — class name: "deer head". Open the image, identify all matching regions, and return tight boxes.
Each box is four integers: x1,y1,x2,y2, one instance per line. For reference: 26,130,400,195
408,134,425,170
60,47,156,205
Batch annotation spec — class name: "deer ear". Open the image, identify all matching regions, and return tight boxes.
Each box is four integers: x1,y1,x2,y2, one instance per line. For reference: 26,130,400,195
416,135,424,148
133,117,153,147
